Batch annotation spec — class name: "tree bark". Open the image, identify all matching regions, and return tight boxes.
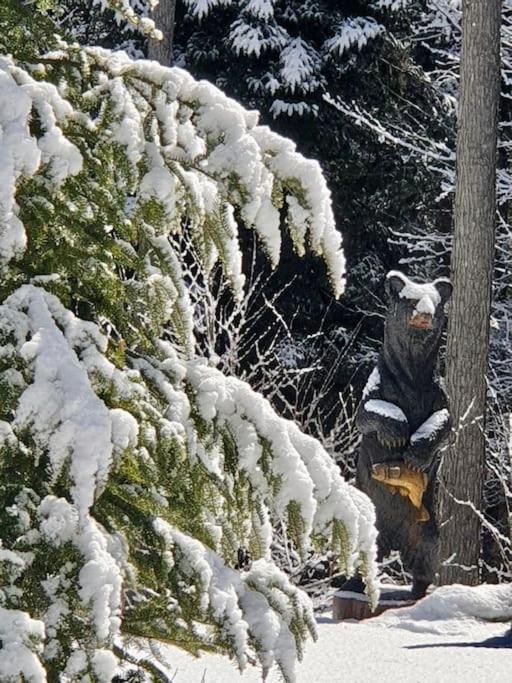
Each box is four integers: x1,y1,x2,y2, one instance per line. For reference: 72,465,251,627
439,0,501,585
148,0,176,65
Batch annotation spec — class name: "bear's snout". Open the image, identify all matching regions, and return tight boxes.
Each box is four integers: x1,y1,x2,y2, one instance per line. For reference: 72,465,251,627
409,312,433,330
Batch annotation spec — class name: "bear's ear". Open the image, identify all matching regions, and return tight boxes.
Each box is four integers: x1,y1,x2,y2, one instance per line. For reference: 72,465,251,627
434,278,452,303
385,271,406,300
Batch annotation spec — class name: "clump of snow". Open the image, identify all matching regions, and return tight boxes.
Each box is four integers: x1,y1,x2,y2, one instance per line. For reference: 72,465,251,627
78,515,123,642
387,270,441,302
279,38,321,94
325,17,384,56
0,58,82,266
270,99,318,117
365,399,408,422
0,607,46,682
62,649,88,680
245,0,274,21
110,408,139,455
371,0,412,11
11,286,113,516
229,18,288,58
92,0,162,38
39,496,79,547
411,409,449,444
376,583,512,636
362,366,381,399
92,647,119,681
185,0,234,20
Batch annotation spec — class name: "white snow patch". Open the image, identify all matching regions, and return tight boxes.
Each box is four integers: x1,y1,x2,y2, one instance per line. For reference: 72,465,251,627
92,648,119,681
362,366,381,399
365,399,407,422
184,0,233,20
150,590,512,682
325,17,384,56
376,583,512,636
39,496,79,547
411,409,449,444
110,408,139,453
0,607,46,682
11,286,113,516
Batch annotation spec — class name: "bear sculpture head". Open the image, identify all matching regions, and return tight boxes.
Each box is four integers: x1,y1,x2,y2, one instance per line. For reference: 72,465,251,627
384,271,452,362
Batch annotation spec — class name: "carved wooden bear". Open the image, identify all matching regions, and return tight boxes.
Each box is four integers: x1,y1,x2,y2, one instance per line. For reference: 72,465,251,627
355,271,452,599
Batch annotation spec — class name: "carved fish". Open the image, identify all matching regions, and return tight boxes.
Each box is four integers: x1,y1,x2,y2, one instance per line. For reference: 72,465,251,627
371,462,430,522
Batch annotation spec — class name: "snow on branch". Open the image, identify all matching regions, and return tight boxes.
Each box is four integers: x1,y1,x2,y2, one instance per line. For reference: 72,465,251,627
370,0,413,12
278,38,322,94
153,520,317,680
184,0,234,20
2,46,345,298
229,17,289,57
0,608,46,681
323,94,454,171
244,0,275,21
0,57,82,265
92,0,162,38
325,17,385,57
0,27,370,681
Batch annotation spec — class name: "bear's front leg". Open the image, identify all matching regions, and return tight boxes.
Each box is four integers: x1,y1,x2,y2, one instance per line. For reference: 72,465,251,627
404,409,451,472
356,398,410,450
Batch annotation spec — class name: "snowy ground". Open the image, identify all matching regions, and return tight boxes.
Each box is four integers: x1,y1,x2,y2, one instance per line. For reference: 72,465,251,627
155,584,512,682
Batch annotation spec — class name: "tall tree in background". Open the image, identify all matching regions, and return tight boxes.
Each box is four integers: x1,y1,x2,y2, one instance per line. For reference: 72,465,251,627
148,0,176,64
439,0,502,585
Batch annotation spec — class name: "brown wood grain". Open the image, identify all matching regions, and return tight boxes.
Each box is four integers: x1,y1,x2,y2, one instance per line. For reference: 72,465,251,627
439,0,502,585
333,591,415,621
148,0,176,66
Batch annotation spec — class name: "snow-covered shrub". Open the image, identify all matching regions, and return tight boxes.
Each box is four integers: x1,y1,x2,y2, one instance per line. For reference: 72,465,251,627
0,2,377,679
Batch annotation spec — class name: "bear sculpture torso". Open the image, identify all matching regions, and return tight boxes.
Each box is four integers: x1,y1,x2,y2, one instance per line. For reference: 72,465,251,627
355,271,452,599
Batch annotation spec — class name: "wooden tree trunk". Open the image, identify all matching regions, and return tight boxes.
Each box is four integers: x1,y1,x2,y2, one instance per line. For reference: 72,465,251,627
439,0,502,585
148,0,176,65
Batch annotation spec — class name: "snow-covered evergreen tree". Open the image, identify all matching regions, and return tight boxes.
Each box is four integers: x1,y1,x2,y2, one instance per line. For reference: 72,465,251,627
0,1,378,679
179,0,399,117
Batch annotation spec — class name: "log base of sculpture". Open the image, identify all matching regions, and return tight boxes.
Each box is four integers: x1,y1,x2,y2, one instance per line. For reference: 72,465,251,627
333,587,415,621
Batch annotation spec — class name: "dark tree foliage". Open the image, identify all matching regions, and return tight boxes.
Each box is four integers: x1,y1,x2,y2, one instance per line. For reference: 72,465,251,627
173,1,454,398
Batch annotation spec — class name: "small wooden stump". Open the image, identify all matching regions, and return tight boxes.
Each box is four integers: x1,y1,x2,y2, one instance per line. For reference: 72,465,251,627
333,587,415,621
